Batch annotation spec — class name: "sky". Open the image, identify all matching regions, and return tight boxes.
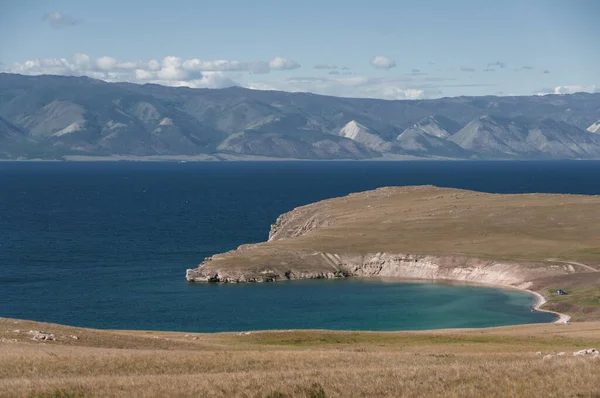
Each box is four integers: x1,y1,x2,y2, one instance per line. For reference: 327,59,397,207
1,0,599,100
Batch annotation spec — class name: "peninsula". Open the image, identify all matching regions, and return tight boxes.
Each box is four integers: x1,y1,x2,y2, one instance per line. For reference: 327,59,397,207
187,185,600,321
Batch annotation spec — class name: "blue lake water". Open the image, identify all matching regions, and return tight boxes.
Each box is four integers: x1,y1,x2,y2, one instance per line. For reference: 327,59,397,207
3,160,598,332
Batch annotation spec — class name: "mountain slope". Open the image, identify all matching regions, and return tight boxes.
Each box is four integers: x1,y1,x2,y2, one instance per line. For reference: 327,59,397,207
399,115,460,139
526,119,600,158
0,116,24,140
1,73,600,160
338,120,391,151
449,116,535,158
396,129,471,158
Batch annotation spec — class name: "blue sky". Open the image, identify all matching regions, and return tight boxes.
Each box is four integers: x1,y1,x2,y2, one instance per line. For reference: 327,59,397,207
1,0,598,99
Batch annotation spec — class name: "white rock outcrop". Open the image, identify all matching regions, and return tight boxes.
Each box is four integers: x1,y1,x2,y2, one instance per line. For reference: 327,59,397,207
28,330,56,341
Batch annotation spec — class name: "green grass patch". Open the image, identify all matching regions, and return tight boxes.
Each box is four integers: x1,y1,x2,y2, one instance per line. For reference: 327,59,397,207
28,389,85,398
546,287,600,308
234,330,590,349
565,247,600,262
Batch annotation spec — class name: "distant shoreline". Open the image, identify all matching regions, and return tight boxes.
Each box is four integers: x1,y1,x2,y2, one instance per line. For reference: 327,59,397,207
1,156,598,163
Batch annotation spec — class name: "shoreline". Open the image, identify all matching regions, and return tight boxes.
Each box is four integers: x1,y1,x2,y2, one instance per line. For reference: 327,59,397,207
527,289,570,323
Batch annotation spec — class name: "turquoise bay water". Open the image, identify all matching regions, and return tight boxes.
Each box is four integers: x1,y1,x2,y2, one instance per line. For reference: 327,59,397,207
3,160,597,332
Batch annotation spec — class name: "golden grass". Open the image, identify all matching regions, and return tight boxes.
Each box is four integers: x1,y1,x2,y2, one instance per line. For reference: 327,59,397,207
253,186,600,263
2,318,600,397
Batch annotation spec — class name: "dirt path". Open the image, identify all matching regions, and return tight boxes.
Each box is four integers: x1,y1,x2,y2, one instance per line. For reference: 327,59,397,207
546,259,598,273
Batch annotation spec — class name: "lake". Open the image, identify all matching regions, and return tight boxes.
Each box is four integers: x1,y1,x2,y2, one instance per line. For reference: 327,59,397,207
3,160,597,331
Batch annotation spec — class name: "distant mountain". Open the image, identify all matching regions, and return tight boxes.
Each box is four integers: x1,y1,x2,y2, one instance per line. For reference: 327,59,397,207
399,115,460,139
527,119,600,158
1,72,600,160
449,116,600,159
394,115,468,158
396,129,471,158
0,116,23,140
338,120,391,152
449,115,534,158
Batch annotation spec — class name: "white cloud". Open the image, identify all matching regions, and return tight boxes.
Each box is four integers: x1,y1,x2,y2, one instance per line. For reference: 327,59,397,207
4,54,306,89
553,85,597,95
96,56,117,71
268,57,300,70
182,58,248,72
246,76,439,100
135,69,154,80
192,72,239,89
2,54,504,99
43,11,80,29
147,60,161,71
4,54,239,89
460,66,476,72
534,85,597,96
72,53,91,68
370,56,396,70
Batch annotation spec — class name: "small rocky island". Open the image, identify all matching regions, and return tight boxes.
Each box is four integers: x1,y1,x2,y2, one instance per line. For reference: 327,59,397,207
187,185,600,320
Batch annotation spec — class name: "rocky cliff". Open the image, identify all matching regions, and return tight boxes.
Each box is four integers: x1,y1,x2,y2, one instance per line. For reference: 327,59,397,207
186,250,579,288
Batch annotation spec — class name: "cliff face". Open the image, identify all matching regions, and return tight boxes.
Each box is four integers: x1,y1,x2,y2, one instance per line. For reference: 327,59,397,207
185,250,577,288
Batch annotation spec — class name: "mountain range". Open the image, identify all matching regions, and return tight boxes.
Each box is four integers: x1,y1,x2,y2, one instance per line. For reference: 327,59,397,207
1,72,600,160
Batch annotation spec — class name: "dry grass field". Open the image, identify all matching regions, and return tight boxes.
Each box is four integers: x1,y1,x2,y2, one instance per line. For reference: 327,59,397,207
1,317,600,397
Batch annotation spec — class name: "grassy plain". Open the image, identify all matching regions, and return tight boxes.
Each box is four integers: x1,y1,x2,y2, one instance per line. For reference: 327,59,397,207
1,318,600,397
